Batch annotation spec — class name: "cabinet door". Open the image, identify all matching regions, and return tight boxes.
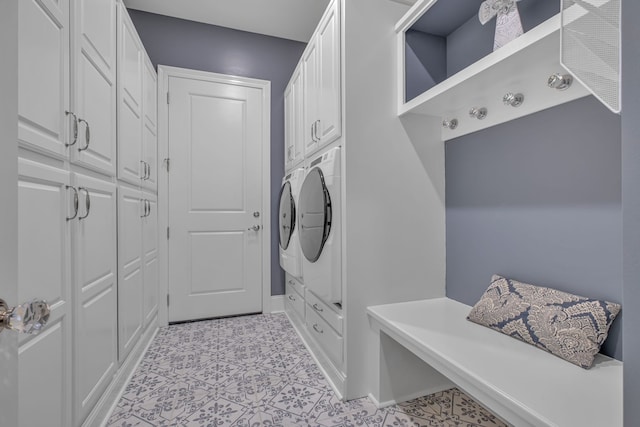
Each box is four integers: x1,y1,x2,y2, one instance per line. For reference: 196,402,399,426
317,0,341,147
303,40,319,155
18,0,70,158
73,174,117,424
142,58,158,191
284,82,294,170
142,193,159,326
71,0,117,175
117,184,143,361
117,5,143,186
18,159,72,427
291,67,305,164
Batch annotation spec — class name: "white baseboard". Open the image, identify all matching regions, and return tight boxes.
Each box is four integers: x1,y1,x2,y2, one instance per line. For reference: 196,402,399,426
369,388,436,409
270,295,285,313
84,318,159,427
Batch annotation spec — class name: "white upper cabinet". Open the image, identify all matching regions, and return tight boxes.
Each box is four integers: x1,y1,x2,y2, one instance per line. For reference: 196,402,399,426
71,0,117,175
302,0,341,156
18,0,70,158
117,5,144,186
316,0,341,145
284,66,304,170
142,57,158,191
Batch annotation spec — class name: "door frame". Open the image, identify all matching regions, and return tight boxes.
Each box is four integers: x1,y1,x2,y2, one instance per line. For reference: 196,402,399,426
157,65,271,326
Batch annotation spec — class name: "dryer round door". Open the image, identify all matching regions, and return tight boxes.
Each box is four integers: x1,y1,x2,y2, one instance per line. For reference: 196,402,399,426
299,167,332,263
279,181,295,250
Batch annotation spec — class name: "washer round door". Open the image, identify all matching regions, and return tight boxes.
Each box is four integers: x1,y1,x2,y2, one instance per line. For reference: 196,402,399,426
279,181,295,250
299,167,332,263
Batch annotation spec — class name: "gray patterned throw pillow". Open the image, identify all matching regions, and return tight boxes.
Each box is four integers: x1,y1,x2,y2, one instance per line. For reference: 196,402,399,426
467,275,621,369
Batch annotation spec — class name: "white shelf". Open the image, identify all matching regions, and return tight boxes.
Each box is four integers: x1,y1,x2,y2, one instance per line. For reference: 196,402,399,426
398,13,591,141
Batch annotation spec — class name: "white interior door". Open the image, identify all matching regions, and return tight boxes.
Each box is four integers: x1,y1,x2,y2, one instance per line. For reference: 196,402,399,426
0,2,19,425
167,72,267,322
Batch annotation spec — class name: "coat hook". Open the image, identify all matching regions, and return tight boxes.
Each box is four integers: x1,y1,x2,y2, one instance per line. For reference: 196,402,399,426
469,107,488,120
442,118,458,130
547,73,573,90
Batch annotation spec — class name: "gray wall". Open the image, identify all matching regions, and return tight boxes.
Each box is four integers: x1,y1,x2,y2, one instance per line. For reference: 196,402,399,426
622,0,640,421
127,9,306,296
445,96,623,360
405,30,445,101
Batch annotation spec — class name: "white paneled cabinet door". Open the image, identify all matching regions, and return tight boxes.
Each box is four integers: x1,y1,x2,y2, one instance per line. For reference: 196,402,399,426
317,0,341,146
117,184,144,361
117,5,143,186
284,82,294,170
18,159,72,427
71,0,117,175
18,0,70,158
291,66,305,165
303,40,319,155
143,193,159,326
73,174,117,424
142,58,158,191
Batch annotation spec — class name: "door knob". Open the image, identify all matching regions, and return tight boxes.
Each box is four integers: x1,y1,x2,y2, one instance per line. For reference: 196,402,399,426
0,298,50,334
248,225,261,231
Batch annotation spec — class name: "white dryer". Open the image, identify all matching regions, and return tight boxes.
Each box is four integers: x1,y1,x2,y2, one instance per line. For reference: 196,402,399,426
279,168,305,279
299,147,341,304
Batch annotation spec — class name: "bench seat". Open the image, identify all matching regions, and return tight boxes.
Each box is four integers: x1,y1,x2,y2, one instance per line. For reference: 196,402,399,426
367,297,622,427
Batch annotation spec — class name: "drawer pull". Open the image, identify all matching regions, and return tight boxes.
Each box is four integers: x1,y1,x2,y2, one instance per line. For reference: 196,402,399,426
288,295,296,302
312,303,323,313
312,323,323,334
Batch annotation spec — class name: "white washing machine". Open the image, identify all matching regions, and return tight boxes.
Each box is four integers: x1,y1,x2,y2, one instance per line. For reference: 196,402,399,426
299,146,341,304
279,168,305,279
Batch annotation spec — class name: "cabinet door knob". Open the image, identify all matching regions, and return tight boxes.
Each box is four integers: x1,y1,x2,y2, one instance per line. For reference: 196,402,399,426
248,225,261,232
0,298,50,335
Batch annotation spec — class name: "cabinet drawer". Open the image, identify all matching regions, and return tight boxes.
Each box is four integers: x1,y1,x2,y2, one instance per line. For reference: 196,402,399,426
306,307,343,366
285,283,305,320
286,274,305,298
306,290,342,335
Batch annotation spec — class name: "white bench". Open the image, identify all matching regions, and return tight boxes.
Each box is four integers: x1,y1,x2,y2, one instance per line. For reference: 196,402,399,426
366,298,622,427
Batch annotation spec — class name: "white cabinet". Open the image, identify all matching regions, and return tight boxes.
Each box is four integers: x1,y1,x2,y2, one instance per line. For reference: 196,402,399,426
285,66,305,170
117,183,144,361
71,0,117,175
18,0,70,158
117,5,158,191
302,0,341,155
117,185,158,360
72,173,117,424
117,5,144,186
142,58,158,191
142,192,159,326
18,159,72,427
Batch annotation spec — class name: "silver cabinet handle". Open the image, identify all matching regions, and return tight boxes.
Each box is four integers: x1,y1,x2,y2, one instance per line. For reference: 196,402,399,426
146,162,151,180
248,225,261,231
312,303,323,313
78,118,90,151
0,298,50,335
146,199,151,217
78,187,90,220
65,111,78,147
66,185,79,221
312,323,323,334
288,295,296,302
140,199,146,218
314,120,320,142
140,161,146,180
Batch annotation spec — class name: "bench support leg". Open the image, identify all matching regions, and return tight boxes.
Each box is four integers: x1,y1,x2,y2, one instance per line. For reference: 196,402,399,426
370,329,454,408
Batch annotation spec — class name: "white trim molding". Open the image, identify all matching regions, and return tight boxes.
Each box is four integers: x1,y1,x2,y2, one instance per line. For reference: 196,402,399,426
157,65,272,325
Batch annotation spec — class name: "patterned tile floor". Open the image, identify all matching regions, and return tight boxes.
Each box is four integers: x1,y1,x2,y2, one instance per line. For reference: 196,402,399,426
107,313,509,427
